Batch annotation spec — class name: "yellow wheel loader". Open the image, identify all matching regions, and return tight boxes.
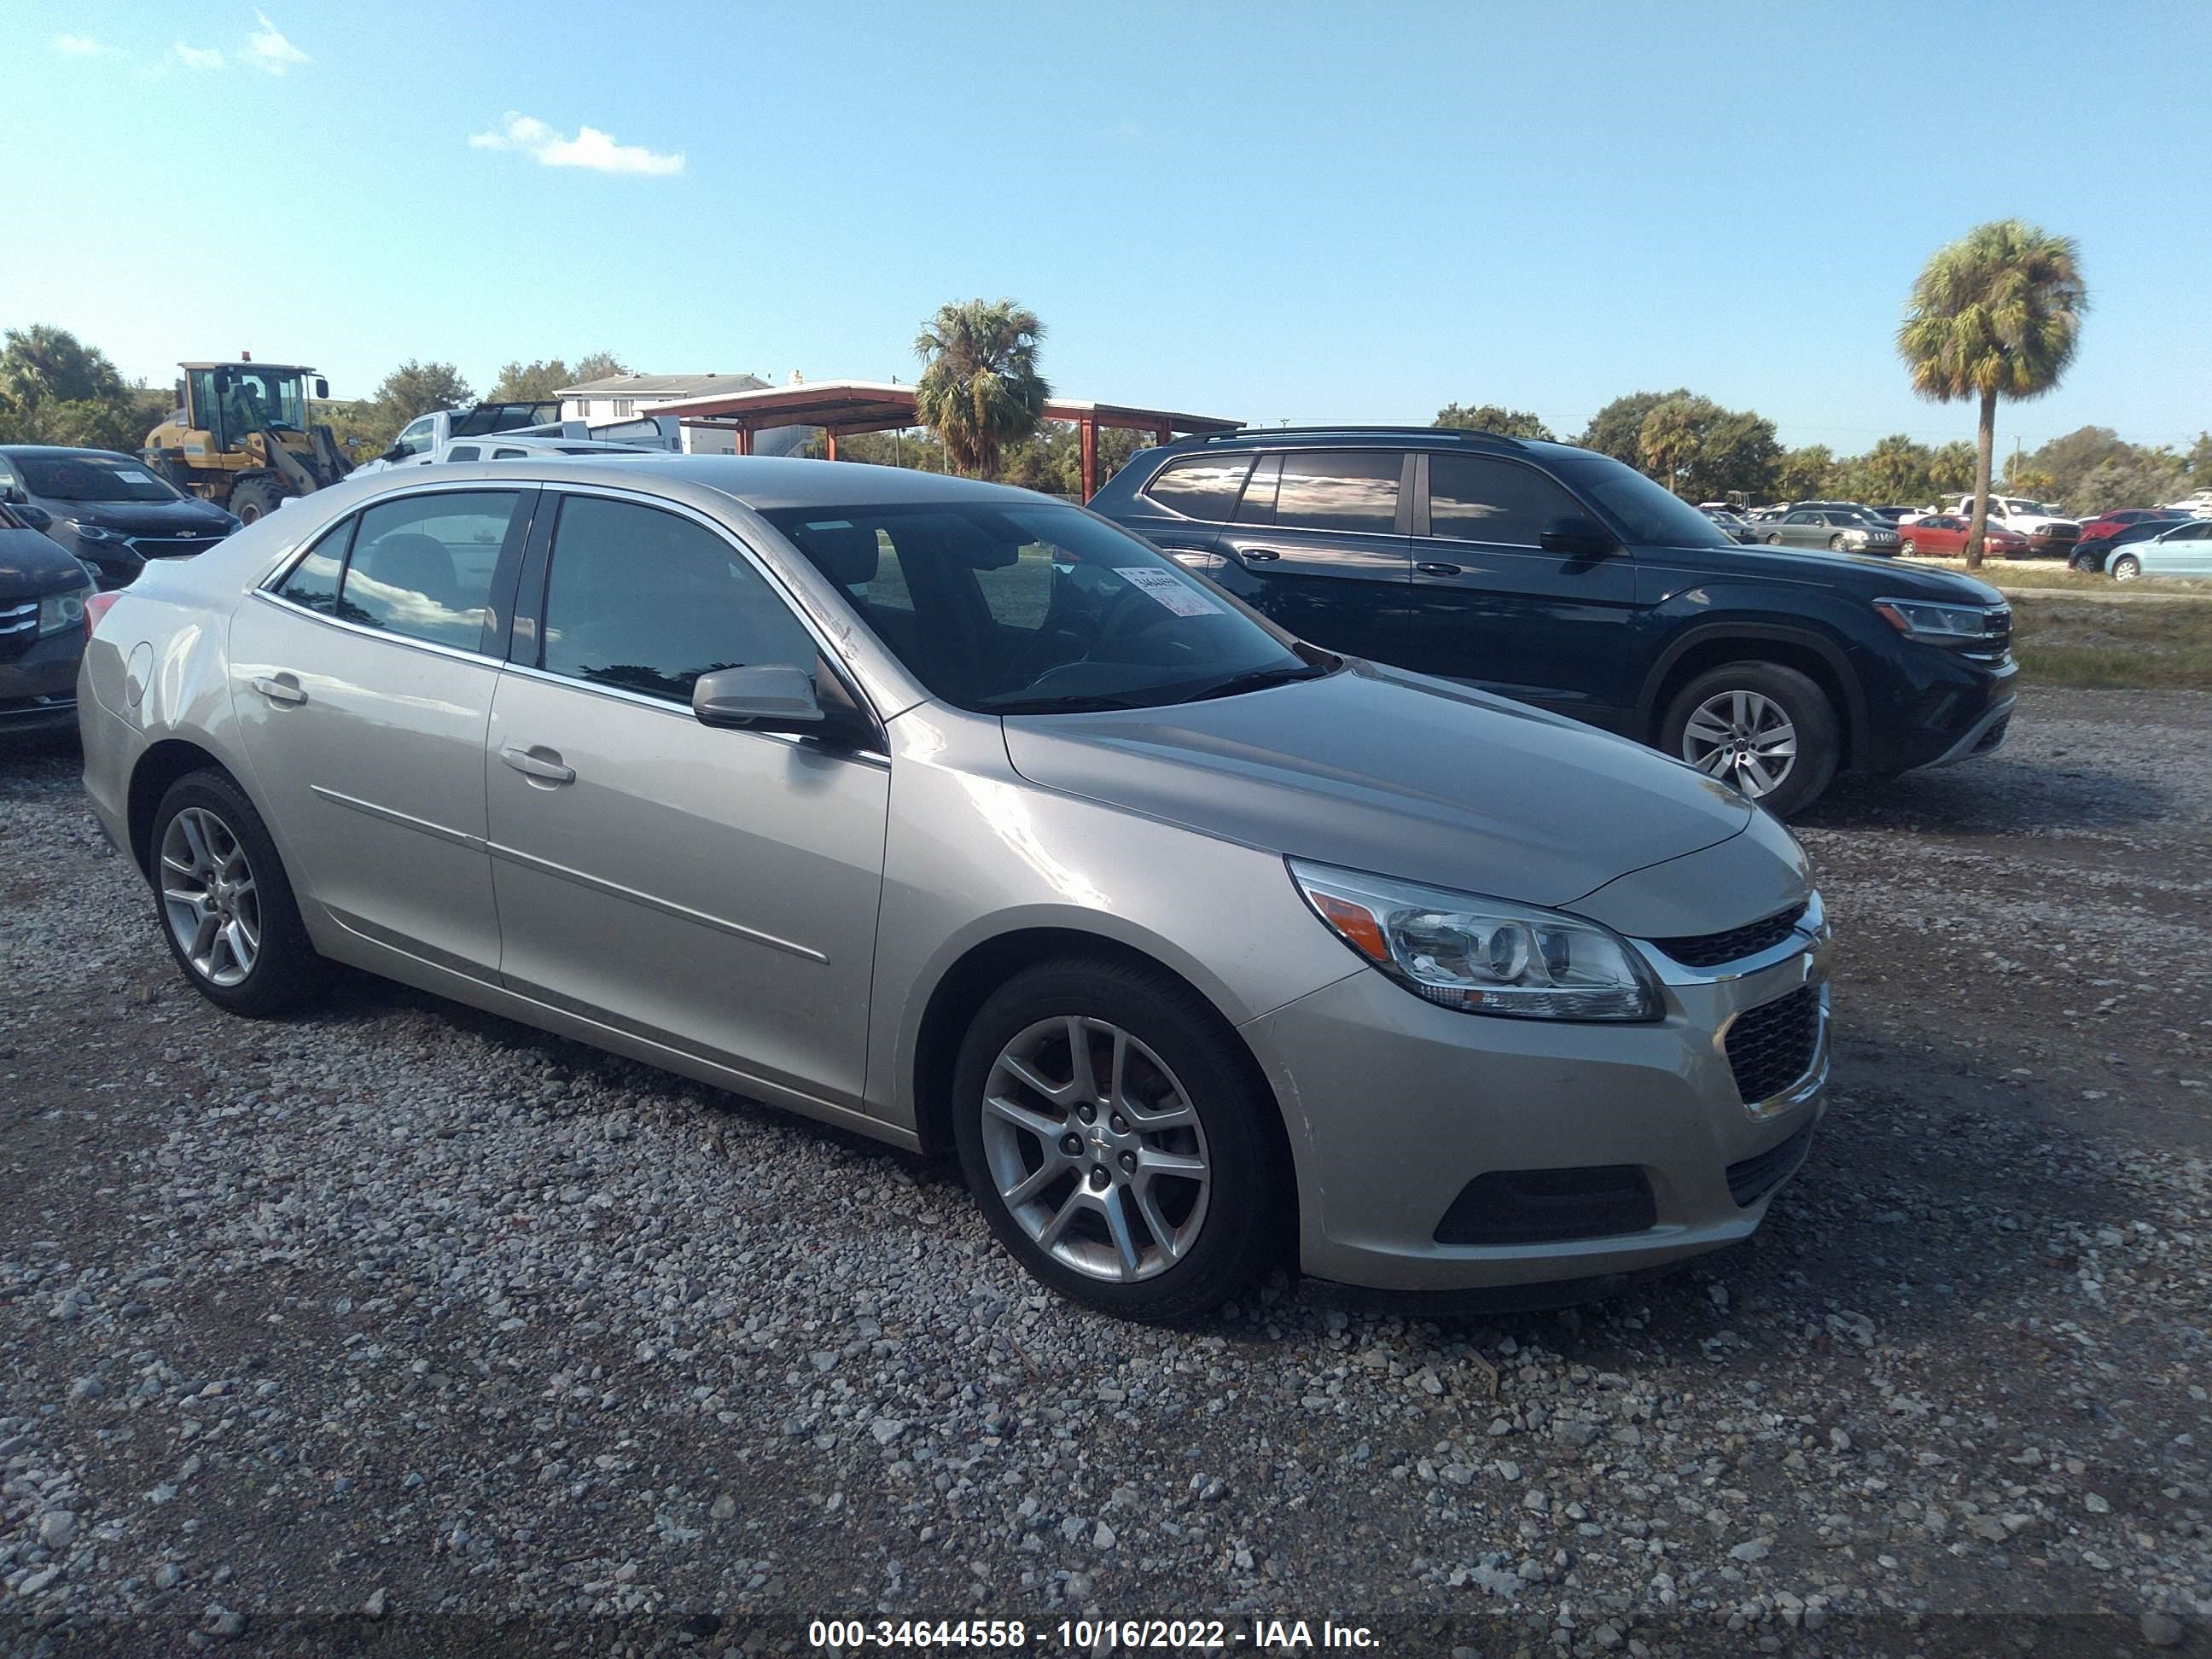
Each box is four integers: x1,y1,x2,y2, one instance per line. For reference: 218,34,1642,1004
143,359,353,524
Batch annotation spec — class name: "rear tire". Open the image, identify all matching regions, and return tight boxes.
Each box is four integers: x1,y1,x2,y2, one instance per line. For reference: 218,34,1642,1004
1899,538,1918,556
228,478,282,525
1662,661,1840,820
2112,554,2141,581
150,770,329,1017
1765,533,1783,545
952,958,1283,1323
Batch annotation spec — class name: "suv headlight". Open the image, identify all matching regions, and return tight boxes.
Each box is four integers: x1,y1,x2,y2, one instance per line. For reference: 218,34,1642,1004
1288,859,1662,1022
38,577,94,637
1873,597,1998,643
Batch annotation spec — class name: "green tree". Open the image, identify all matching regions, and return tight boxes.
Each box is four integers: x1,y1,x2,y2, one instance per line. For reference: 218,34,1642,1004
0,323,128,410
2067,452,2187,516
1681,410,1782,503
1579,388,1692,464
2186,432,2212,480
798,428,949,473
372,360,475,428
1928,441,1978,496
1776,445,1836,501
488,352,628,403
1435,402,1555,440
1898,218,2088,569
911,299,1050,480
1638,396,1714,493
1851,434,1936,505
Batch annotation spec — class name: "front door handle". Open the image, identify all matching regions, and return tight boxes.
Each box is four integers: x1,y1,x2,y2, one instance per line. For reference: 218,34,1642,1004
251,674,307,705
500,743,575,784
1239,548,1282,563
1416,562,1463,577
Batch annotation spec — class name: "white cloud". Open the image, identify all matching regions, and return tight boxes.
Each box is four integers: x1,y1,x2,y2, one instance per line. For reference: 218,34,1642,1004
243,10,309,74
468,112,684,177
174,42,224,69
55,34,120,56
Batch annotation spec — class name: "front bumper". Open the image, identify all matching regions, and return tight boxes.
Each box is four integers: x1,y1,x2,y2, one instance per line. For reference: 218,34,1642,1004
1243,916,1829,1294
0,627,86,738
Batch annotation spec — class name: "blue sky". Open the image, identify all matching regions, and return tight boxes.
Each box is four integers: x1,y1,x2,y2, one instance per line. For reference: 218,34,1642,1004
6,1,2208,456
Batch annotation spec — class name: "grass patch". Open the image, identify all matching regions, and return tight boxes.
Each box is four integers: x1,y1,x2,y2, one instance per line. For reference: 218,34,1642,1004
1901,557,2212,597
2011,595,2212,690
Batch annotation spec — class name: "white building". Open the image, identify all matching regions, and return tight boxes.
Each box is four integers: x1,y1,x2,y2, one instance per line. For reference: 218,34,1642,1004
557,372,808,457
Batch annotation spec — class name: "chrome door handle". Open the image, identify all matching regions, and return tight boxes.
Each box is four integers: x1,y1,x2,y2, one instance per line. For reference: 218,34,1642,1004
499,744,575,784
1416,562,1463,577
251,675,307,705
1239,548,1281,563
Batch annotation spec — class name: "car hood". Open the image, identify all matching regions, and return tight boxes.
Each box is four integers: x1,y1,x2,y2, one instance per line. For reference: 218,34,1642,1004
0,526,88,602
1000,661,1757,911
1653,539,2005,603
38,497,231,533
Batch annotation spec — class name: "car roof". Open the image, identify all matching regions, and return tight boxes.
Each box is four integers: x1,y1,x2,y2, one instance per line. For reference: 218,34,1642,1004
352,452,1049,513
1161,426,1586,463
0,445,139,460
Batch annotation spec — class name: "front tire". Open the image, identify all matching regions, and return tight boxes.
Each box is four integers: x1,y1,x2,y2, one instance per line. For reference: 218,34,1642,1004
228,478,282,524
150,770,328,1017
1899,538,1918,556
952,958,1282,1322
1662,661,1840,819
2112,554,2141,581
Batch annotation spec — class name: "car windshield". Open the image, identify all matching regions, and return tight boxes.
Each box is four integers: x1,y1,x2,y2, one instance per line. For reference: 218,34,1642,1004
765,500,1330,715
10,451,184,503
1552,452,1732,547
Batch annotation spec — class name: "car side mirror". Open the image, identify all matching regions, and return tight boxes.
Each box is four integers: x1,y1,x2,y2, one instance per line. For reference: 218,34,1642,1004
381,444,405,463
15,503,52,530
692,663,824,732
1538,515,1616,558
0,486,23,505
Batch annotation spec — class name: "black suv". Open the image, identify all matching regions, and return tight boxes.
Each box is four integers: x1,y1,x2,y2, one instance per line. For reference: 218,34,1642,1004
1088,428,2015,817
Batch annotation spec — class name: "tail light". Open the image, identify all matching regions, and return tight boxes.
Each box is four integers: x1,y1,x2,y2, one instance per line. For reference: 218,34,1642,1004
84,591,123,641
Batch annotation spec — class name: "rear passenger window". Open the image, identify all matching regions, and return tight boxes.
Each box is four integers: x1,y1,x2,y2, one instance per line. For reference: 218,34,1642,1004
445,445,480,462
540,497,815,704
1143,455,1254,521
1267,452,1400,534
275,521,351,614
339,491,522,649
1427,455,1584,545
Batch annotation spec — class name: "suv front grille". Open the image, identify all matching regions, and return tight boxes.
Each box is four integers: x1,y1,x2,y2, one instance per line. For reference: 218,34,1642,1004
1650,902,1806,969
1725,986,1821,1105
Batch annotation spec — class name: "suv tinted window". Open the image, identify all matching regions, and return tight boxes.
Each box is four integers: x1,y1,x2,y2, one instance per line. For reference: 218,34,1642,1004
1143,454,1253,521
339,491,521,649
1268,452,1400,534
541,496,815,704
1428,454,1583,544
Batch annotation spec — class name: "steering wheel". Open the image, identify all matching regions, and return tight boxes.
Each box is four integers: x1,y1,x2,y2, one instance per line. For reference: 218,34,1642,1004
1003,611,1103,687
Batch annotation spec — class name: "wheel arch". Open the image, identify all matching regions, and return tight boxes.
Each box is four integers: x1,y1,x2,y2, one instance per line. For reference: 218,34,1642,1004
1640,623,1867,771
126,738,239,876
907,927,1292,1186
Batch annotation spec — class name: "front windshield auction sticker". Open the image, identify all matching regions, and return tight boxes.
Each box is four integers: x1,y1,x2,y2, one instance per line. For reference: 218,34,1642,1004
1116,567,1225,618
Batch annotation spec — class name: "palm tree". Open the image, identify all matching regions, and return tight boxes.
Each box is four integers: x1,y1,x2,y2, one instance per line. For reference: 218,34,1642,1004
1639,397,1706,495
1897,220,2087,569
912,300,1050,480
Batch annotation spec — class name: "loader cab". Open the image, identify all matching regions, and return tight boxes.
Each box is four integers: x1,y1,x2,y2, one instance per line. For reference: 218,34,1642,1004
179,364,325,451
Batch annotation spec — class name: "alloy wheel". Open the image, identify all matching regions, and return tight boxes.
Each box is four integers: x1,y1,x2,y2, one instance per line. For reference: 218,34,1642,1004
979,1016,1211,1284
1680,689,1799,799
160,806,262,987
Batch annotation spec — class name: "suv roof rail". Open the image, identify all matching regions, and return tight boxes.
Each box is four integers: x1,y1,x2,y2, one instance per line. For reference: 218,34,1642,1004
1200,424,1533,451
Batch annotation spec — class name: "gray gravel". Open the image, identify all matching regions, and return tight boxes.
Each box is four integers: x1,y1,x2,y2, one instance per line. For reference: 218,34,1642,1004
4,689,2211,1655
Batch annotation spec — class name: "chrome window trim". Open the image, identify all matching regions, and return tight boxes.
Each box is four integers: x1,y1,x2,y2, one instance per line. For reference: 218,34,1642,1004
1634,889,1828,986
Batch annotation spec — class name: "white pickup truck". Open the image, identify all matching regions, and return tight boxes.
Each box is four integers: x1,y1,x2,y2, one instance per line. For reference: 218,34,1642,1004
353,403,680,477
1942,493,2081,557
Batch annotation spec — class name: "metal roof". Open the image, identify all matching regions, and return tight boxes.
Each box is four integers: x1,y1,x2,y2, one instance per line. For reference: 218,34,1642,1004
178,361,320,374
650,377,1240,436
556,372,769,398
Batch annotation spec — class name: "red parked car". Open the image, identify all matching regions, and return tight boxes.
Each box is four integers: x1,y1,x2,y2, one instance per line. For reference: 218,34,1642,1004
1898,514,2031,558
2075,508,2185,540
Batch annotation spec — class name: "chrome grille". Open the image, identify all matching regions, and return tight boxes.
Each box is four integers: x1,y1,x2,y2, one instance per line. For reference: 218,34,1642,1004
1650,902,1807,969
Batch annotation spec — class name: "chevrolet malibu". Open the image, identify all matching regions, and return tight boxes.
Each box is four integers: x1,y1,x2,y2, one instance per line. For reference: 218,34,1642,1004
77,457,1829,1321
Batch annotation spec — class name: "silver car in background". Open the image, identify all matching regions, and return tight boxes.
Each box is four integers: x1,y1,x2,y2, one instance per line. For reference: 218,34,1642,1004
1760,505,1902,556
77,457,1828,1320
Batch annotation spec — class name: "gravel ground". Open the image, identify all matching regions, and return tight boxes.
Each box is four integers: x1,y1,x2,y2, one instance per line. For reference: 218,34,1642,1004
4,688,2210,1656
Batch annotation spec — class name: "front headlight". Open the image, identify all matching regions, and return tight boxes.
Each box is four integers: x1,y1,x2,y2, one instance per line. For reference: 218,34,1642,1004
65,521,123,542
1873,597,1997,643
1288,859,1662,1022
37,579,93,637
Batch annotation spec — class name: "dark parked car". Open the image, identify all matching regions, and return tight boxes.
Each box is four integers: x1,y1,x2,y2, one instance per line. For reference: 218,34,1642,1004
0,499,96,741
0,445,240,591
2069,515,2187,571
1091,428,2015,818
2075,507,2185,541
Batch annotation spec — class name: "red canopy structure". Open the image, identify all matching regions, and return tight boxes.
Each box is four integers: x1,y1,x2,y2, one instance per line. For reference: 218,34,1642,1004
649,379,1241,501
